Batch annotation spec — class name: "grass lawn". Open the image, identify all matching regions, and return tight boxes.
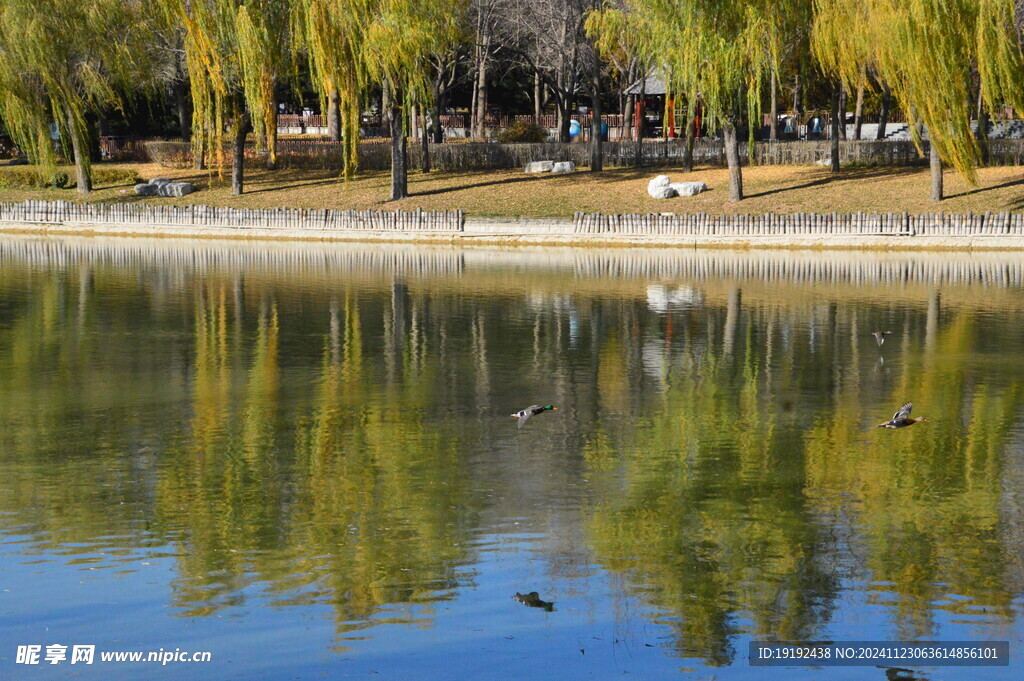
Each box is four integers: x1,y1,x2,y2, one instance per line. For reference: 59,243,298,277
2,162,1023,217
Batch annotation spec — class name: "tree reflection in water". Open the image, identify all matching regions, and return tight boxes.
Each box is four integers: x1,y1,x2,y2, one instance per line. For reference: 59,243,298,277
0,237,1021,665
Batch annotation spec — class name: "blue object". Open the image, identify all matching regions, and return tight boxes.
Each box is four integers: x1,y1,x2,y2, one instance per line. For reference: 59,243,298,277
569,120,581,138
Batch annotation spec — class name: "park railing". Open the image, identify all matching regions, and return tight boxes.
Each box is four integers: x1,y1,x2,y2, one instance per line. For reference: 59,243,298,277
122,138,1024,171
0,201,464,232
572,210,1024,237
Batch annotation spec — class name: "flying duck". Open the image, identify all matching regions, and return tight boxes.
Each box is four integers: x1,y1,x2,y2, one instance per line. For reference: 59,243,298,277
876,402,930,428
511,405,556,429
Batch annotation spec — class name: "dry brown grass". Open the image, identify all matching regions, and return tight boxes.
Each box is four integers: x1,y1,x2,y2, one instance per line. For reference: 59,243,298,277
2,162,1023,217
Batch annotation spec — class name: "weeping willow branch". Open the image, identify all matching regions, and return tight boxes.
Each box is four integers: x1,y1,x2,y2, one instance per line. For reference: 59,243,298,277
0,0,154,190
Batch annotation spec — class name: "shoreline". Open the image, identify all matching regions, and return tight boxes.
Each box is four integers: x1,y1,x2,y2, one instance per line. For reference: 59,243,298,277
3,217,1024,250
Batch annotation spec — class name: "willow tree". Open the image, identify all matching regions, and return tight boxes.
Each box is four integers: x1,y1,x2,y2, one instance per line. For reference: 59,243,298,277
604,1,779,201
816,0,1024,201
811,0,874,171
237,1,294,170
0,0,153,193
295,0,372,182
162,0,291,195
586,2,658,167
363,0,466,200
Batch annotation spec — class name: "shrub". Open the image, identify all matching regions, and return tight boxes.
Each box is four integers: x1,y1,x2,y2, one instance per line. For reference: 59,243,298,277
497,120,549,143
144,141,193,168
0,166,140,189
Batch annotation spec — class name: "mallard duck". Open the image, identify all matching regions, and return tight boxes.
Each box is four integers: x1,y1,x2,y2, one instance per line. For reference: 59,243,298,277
876,402,930,428
872,331,892,347
513,591,554,611
511,404,556,429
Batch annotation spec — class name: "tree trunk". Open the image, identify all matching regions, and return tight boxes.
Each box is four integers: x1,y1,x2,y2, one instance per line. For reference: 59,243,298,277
474,36,490,138
534,71,542,124
876,82,892,140
265,100,278,170
977,109,990,164
86,112,102,163
976,88,990,165
589,64,603,173
838,85,847,140
682,99,696,172
634,78,645,167
557,98,572,143
853,80,865,140
723,120,743,202
231,108,250,196
381,84,393,139
929,138,943,202
421,107,430,173
469,71,478,137
432,86,445,144
830,86,841,173
390,96,408,201
327,90,341,142
769,69,778,141
173,79,192,143
624,93,634,141
67,108,91,194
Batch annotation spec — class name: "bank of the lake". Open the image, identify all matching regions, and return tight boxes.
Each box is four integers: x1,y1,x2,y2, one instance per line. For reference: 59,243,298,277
4,199,1024,250
3,163,1024,218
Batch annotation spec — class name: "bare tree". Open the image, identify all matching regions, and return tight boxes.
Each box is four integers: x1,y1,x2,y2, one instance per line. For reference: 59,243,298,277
470,0,502,138
500,0,597,144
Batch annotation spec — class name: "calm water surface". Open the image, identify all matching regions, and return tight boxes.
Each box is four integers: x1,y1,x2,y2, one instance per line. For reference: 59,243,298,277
0,236,1022,680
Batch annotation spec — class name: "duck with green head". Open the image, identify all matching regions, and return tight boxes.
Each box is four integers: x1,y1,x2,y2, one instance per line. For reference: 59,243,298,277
512,404,556,429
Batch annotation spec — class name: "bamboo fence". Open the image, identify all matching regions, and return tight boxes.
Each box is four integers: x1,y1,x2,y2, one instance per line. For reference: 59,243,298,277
0,201,464,232
572,210,1024,237
2,200,1022,241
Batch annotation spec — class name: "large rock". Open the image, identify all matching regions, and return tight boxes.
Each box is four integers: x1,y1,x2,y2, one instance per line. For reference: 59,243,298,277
647,175,676,199
551,161,575,174
149,178,173,187
669,181,707,197
157,181,194,197
134,183,160,196
524,160,555,173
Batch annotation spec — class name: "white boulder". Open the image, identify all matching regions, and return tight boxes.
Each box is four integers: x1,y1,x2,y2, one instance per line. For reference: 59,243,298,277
669,181,707,197
524,160,555,173
157,181,194,197
647,175,676,199
551,161,576,174
134,183,159,196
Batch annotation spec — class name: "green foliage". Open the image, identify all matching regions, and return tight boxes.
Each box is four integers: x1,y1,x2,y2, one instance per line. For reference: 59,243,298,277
813,0,1024,185
496,120,549,143
295,0,466,180
160,0,294,174
0,0,155,183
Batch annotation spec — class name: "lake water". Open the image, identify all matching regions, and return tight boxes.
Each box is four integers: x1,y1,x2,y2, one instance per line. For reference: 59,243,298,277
0,236,1022,680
